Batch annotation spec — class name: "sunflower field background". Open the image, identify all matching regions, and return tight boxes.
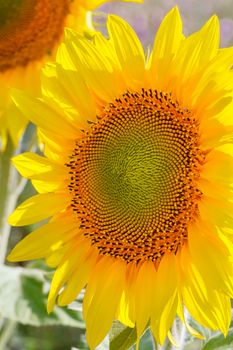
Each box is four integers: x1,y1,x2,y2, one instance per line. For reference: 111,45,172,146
1,0,233,350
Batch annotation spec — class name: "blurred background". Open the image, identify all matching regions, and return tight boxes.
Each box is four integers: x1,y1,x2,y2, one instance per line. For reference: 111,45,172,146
2,0,233,349
99,0,233,48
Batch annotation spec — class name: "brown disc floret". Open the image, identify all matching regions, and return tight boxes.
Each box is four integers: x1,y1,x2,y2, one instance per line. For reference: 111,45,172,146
67,89,206,264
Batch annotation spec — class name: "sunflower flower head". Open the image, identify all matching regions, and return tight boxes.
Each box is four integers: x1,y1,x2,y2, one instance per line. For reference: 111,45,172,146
8,7,233,349
0,0,142,150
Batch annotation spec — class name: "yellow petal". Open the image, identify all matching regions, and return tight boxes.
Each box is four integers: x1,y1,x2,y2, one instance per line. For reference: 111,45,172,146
198,178,233,202
12,152,67,193
63,31,126,103
58,247,98,306
201,150,233,183
148,6,183,89
117,291,135,328
85,258,126,349
107,15,145,87
177,302,204,340
198,196,233,230
83,256,115,319
56,42,77,70
47,238,91,312
93,32,121,70
8,214,77,261
179,246,231,334
175,15,220,84
135,262,156,337
117,263,138,327
188,47,233,110
45,247,65,268
38,128,74,161
11,89,78,140
5,102,28,148
8,192,69,226
188,221,233,297
150,254,178,344
199,120,233,149
12,152,66,179
42,63,96,126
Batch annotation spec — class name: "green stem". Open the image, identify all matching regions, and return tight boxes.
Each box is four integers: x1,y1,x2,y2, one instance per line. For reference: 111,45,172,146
0,141,14,221
0,319,16,350
0,140,15,264
0,140,27,264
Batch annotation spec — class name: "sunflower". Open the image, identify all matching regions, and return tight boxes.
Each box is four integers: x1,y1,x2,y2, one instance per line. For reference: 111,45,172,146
0,0,142,150
8,6,233,349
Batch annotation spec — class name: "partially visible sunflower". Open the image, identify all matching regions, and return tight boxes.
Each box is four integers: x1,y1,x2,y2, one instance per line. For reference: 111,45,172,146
8,7,233,349
0,0,142,149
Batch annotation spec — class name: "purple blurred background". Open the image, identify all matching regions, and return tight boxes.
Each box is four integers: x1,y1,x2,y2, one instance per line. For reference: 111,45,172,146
97,0,233,48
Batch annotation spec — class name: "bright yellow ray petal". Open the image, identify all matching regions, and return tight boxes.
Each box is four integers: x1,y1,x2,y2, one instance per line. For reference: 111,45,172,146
42,63,97,126
175,15,220,85
5,102,28,148
107,15,145,88
198,178,233,202
201,150,233,184
210,47,233,71
47,238,91,312
38,128,74,161
186,47,233,111
83,257,115,319
56,65,97,122
199,120,233,149
12,152,67,193
8,192,69,226
134,262,155,337
62,31,126,103
190,67,233,114
11,89,78,140
198,195,233,231
179,246,231,334
177,302,204,339
188,221,233,297
150,253,178,344
148,6,183,90
93,32,120,69
42,64,85,126
58,247,98,306
153,293,178,344
12,152,66,179
8,214,77,261
117,291,134,328
117,263,138,327
31,179,64,193
45,247,65,268
56,42,76,70
85,258,126,349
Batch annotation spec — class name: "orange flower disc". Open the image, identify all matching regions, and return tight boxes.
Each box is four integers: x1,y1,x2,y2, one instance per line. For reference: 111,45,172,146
67,89,206,264
0,0,70,72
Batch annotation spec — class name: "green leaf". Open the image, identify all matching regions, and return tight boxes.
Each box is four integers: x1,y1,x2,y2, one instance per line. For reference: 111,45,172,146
139,329,155,350
0,266,84,327
110,321,137,350
202,329,233,350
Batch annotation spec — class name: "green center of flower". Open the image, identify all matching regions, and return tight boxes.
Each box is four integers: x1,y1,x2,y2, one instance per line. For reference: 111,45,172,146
0,0,70,72
67,89,205,264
